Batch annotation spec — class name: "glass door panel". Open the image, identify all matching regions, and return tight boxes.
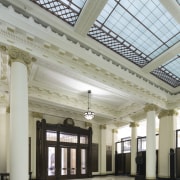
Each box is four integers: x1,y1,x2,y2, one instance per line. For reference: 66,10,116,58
81,149,87,174
48,147,55,176
70,148,76,175
61,148,68,175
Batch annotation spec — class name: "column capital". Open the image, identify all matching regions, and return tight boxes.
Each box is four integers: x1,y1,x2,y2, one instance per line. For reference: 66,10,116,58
100,124,106,129
129,122,139,127
0,45,7,52
8,46,32,66
112,129,118,133
144,103,158,113
158,109,178,119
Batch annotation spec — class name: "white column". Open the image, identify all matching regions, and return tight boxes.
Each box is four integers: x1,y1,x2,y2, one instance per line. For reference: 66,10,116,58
112,129,118,173
8,46,32,180
158,110,178,179
0,107,8,172
130,122,139,176
144,104,158,180
100,125,106,175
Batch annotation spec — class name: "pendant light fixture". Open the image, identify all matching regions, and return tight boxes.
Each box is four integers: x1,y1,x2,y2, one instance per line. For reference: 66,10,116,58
84,90,95,120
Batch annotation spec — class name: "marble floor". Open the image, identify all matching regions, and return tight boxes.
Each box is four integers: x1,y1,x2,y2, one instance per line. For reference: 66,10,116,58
74,176,134,180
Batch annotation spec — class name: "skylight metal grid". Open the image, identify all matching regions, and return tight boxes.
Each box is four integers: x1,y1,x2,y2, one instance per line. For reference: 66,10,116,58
88,0,180,67
151,55,180,88
31,0,87,26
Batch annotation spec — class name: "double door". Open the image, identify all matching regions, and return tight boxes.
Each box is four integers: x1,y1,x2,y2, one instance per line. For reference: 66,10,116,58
47,145,87,179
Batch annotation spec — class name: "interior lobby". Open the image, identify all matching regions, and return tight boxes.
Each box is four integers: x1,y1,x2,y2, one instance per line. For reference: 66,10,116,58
0,0,180,180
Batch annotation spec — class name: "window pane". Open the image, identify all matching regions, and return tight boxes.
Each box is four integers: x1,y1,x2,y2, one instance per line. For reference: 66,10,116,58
61,148,67,175
117,142,121,154
46,131,57,141
80,136,88,144
60,133,78,143
48,147,55,176
70,148,76,175
178,131,180,148
81,149,86,174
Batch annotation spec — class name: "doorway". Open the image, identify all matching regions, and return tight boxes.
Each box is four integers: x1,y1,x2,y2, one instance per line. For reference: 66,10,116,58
36,119,92,180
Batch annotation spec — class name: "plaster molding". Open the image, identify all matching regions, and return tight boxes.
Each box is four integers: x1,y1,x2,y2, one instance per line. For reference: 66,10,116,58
158,109,179,119
144,103,158,113
0,4,176,97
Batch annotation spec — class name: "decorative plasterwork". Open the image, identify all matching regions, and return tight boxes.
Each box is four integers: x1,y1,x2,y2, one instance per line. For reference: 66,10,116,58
158,109,179,119
0,3,175,97
129,122,139,128
144,103,159,113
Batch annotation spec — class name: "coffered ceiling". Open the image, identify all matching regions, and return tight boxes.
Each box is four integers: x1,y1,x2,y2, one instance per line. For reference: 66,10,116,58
0,0,179,126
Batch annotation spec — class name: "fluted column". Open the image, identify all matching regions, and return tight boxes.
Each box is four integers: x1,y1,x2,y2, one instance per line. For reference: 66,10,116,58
144,104,158,180
100,125,107,175
158,109,178,179
130,122,139,176
8,46,32,180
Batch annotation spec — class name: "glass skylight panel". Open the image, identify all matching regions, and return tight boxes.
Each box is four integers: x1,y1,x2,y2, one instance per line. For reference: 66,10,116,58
163,56,180,78
89,0,180,68
31,0,87,26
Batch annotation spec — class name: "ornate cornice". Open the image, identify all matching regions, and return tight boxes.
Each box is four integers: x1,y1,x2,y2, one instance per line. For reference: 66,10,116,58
129,122,139,128
158,109,178,119
144,103,158,113
8,46,32,66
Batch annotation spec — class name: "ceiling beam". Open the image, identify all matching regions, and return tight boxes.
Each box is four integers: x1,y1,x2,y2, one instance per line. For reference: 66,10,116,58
142,42,180,73
74,0,108,36
159,0,180,23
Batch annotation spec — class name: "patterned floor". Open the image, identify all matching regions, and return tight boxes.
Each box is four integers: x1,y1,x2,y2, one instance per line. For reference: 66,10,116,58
74,175,134,180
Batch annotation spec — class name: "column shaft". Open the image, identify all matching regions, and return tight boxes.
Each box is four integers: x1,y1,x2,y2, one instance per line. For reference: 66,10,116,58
146,111,156,180
10,62,29,180
158,110,177,179
130,122,138,176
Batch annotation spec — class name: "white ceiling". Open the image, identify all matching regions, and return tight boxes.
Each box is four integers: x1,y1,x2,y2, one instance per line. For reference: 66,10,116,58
0,0,179,126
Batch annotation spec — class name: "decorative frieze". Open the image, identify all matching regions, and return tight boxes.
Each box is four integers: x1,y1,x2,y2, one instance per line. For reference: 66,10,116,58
158,109,178,119
144,103,158,113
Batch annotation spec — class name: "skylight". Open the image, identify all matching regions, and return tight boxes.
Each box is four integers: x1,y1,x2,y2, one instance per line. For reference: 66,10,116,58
31,0,87,25
88,0,180,67
151,55,180,87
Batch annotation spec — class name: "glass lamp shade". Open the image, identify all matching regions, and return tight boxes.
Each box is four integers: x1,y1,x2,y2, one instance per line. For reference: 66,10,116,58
84,111,95,120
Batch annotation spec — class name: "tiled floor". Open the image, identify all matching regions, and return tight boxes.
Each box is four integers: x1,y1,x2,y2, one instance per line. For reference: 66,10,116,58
74,176,134,180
